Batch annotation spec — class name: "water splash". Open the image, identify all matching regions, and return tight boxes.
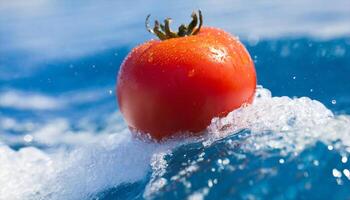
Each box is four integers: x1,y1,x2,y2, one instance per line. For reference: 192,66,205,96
1,86,350,199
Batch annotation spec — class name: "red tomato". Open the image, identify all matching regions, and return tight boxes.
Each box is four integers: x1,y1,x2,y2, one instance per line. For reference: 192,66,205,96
117,12,256,140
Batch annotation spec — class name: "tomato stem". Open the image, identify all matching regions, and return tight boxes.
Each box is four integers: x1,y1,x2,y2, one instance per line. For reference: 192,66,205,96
145,10,203,40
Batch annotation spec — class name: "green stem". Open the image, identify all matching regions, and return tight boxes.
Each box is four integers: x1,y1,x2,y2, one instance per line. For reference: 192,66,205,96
145,10,203,40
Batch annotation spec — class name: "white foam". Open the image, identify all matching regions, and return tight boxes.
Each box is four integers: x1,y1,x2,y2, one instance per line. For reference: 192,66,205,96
1,86,350,199
208,86,350,154
0,130,174,200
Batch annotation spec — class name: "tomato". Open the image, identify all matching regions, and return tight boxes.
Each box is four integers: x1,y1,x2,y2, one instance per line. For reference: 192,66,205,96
117,11,256,140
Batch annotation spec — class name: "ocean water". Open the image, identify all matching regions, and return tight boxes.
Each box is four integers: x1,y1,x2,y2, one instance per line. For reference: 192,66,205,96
0,0,350,199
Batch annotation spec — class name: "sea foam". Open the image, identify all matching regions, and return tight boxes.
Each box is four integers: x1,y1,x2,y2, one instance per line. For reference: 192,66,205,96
1,86,349,199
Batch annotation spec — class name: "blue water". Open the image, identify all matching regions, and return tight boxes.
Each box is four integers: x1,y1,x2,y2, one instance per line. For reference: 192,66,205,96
1,1,350,199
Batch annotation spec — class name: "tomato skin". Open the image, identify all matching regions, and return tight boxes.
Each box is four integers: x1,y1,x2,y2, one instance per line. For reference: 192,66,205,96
117,27,256,140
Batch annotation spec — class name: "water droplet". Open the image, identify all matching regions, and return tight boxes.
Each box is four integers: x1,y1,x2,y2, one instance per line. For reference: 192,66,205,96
253,55,258,63
328,145,334,150
208,179,213,187
279,158,285,164
108,90,113,95
343,169,350,180
188,69,195,77
332,168,342,178
222,158,230,165
147,52,154,62
331,100,337,105
292,76,296,80
23,134,33,143
342,156,348,163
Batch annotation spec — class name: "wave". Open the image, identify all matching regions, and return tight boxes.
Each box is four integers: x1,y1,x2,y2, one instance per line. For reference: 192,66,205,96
1,86,349,199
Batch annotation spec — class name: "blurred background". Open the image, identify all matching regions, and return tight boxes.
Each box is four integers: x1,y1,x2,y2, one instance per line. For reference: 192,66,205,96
0,0,350,199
